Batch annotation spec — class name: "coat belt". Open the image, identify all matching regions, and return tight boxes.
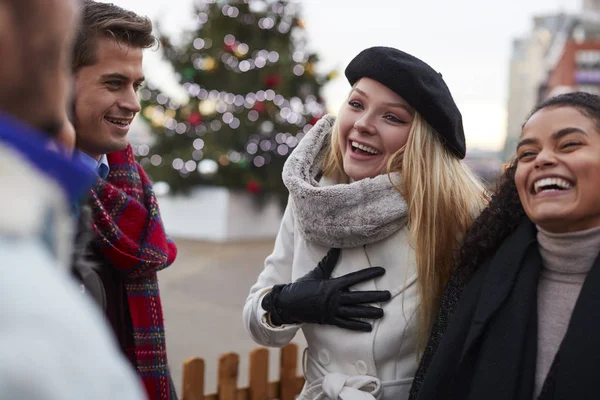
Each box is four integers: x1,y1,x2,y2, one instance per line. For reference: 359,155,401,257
299,350,382,400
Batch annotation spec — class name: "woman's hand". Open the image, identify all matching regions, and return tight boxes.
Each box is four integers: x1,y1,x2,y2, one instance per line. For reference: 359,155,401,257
261,248,391,332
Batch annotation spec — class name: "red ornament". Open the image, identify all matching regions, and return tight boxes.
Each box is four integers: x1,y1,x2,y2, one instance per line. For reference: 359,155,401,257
253,101,265,113
224,43,235,53
264,74,282,88
188,112,203,126
246,179,261,194
310,115,323,126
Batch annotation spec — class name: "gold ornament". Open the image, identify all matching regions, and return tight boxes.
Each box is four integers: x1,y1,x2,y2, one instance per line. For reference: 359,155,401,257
204,56,216,71
143,105,155,119
151,114,165,128
145,105,166,127
165,109,176,119
218,154,230,166
297,19,305,29
305,62,315,76
198,99,217,116
180,107,191,119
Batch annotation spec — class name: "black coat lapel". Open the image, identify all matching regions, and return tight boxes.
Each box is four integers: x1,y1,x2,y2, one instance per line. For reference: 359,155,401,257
460,220,538,359
414,260,489,400
415,220,538,400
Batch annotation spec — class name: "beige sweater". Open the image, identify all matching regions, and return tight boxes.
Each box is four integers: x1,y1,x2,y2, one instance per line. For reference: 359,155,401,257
535,225,600,398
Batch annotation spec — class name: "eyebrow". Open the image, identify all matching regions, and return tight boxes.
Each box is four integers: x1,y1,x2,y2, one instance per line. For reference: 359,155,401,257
516,127,588,150
353,88,413,113
101,73,145,83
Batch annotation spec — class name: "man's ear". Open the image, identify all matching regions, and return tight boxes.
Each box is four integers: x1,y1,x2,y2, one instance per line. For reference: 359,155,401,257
68,95,76,123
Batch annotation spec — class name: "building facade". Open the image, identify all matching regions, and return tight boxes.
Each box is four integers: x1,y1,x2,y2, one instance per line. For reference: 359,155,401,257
503,14,572,160
503,3,600,161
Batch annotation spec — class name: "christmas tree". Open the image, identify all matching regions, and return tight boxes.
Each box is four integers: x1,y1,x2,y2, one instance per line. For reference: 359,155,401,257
139,0,334,206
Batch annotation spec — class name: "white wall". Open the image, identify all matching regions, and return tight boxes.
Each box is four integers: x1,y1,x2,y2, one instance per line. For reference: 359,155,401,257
157,186,283,242
225,192,284,241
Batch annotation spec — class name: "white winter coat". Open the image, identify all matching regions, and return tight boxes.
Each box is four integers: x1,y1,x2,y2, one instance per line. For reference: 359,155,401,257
243,193,420,400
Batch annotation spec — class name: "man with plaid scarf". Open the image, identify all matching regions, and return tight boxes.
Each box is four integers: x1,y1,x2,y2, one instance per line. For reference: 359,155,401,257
70,2,178,399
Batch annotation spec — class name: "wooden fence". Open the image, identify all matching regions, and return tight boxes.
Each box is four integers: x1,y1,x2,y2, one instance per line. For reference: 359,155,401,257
181,343,305,400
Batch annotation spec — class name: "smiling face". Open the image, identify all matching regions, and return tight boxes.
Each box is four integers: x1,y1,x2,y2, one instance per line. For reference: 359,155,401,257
515,106,600,233
337,77,415,181
73,37,144,160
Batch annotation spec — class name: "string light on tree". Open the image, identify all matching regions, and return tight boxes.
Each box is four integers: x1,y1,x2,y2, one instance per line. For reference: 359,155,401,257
139,0,336,205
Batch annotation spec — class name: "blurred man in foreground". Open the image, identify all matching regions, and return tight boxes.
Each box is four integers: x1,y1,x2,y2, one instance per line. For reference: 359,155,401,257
0,0,147,398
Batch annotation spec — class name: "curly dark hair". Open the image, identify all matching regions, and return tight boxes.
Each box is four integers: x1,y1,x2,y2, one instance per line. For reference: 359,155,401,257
455,91,600,278
454,159,525,279
525,91,600,131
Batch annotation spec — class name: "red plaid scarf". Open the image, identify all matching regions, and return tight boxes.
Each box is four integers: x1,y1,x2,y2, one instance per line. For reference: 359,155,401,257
89,144,177,400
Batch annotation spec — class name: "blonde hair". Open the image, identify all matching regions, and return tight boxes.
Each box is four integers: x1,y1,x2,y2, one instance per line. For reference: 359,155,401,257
322,106,487,351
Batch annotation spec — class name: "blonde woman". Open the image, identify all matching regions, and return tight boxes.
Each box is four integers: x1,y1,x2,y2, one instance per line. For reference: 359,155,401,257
243,47,486,400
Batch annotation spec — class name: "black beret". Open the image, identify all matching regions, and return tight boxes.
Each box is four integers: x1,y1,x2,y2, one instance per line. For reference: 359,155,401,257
345,46,466,159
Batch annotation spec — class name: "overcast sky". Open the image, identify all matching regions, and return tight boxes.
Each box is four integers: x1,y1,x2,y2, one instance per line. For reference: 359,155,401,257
105,0,583,151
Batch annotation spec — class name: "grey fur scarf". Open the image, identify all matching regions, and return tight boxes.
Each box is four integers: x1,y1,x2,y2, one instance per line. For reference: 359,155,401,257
282,115,408,248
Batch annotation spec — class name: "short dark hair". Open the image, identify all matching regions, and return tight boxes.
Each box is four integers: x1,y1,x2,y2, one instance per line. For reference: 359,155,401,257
525,91,600,131
6,0,48,35
72,0,156,72
5,0,33,25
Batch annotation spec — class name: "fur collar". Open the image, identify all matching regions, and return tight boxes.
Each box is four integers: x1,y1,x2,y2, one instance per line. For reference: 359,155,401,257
282,115,408,248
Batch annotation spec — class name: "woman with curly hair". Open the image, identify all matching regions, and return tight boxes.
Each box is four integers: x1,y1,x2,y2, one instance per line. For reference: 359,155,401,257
410,91,600,400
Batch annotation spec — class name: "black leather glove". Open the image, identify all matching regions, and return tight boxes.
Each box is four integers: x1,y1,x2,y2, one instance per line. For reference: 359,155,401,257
261,248,391,332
